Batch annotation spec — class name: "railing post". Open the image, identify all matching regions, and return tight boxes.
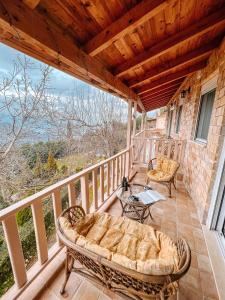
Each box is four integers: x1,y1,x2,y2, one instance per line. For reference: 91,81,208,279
125,149,130,177
116,157,120,187
100,165,104,203
52,189,62,245
2,215,27,288
81,174,89,213
31,200,48,265
68,182,76,206
127,100,132,148
92,169,98,210
132,101,137,138
120,154,123,181
112,159,115,192
107,162,111,197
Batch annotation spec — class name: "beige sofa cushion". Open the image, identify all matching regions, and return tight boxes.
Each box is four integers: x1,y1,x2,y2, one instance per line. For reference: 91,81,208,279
59,212,179,275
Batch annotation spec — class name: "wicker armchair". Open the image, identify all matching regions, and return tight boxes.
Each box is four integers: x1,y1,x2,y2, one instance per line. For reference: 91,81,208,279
146,157,180,197
57,206,191,300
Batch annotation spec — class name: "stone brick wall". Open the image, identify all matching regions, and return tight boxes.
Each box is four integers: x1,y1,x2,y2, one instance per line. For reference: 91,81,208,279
169,38,225,224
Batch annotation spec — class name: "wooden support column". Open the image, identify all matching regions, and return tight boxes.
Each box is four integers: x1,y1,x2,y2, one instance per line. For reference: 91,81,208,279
144,112,147,129
126,100,132,148
141,112,144,131
132,102,137,138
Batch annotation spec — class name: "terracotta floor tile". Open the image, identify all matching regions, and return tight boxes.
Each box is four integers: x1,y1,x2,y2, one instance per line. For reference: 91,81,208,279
194,237,208,256
190,252,198,269
72,281,101,300
39,288,60,300
197,254,212,273
193,228,205,240
200,272,219,299
48,270,83,300
178,282,203,300
180,267,201,291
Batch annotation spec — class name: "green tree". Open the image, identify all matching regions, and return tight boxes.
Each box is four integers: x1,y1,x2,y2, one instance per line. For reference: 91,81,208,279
46,151,58,174
33,153,43,177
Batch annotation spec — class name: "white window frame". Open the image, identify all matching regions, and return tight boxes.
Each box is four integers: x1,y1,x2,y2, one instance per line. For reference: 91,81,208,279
193,72,218,144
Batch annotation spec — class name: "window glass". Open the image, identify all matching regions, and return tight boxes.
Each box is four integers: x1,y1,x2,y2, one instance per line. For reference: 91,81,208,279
196,89,215,141
176,106,182,133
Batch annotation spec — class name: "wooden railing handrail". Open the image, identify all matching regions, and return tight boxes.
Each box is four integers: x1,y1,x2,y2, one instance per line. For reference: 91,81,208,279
0,148,129,221
134,130,145,137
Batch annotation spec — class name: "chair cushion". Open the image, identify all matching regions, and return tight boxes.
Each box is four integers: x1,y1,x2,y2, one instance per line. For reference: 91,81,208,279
59,212,179,276
147,169,173,181
156,156,179,174
147,156,179,182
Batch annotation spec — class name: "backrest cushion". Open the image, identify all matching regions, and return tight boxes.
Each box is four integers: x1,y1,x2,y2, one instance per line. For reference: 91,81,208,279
156,156,179,175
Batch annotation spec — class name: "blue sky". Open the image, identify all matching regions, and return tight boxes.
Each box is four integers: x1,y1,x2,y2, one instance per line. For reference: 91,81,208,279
0,42,156,118
0,43,91,96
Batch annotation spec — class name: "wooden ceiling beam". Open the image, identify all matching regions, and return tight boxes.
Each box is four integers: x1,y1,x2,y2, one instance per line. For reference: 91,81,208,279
141,91,176,103
137,60,206,95
84,0,168,56
114,8,225,76
128,42,218,88
140,85,181,100
0,0,139,102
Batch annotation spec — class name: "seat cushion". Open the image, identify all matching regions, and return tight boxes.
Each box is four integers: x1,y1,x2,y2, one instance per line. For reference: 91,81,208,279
147,169,173,181
147,156,179,182
59,212,179,276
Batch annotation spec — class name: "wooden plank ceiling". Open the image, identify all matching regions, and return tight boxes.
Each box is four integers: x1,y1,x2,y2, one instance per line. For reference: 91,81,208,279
0,0,225,112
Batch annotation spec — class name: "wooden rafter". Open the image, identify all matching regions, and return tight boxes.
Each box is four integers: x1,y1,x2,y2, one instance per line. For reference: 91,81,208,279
114,9,225,76
144,98,169,109
141,93,175,104
140,85,181,100
140,79,184,97
84,0,168,56
137,60,206,95
128,42,218,88
0,0,139,103
141,91,176,103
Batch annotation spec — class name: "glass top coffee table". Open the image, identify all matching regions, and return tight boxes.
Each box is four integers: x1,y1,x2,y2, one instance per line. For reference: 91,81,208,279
116,183,160,223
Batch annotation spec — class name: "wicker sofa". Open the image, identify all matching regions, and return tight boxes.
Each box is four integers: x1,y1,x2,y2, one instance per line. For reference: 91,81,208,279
57,206,191,300
146,157,180,197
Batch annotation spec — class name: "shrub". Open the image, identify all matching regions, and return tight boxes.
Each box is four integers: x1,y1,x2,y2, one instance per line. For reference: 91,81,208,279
45,151,58,174
16,207,32,226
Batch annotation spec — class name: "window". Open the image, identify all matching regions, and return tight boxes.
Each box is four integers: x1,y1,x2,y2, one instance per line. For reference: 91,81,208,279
195,89,215,141
176,106,182,133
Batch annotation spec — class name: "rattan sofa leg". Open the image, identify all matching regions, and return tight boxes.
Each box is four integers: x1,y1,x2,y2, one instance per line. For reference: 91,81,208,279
160,290,166,300
60,249,74,295
172,178,176,190
167,182,172,198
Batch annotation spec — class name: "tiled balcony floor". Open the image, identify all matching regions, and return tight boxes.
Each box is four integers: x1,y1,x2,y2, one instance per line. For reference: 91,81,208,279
38,172,219,300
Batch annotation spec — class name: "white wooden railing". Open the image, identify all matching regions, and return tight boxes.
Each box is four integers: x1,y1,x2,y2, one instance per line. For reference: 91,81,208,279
0,148,131,296
132,131,186,165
